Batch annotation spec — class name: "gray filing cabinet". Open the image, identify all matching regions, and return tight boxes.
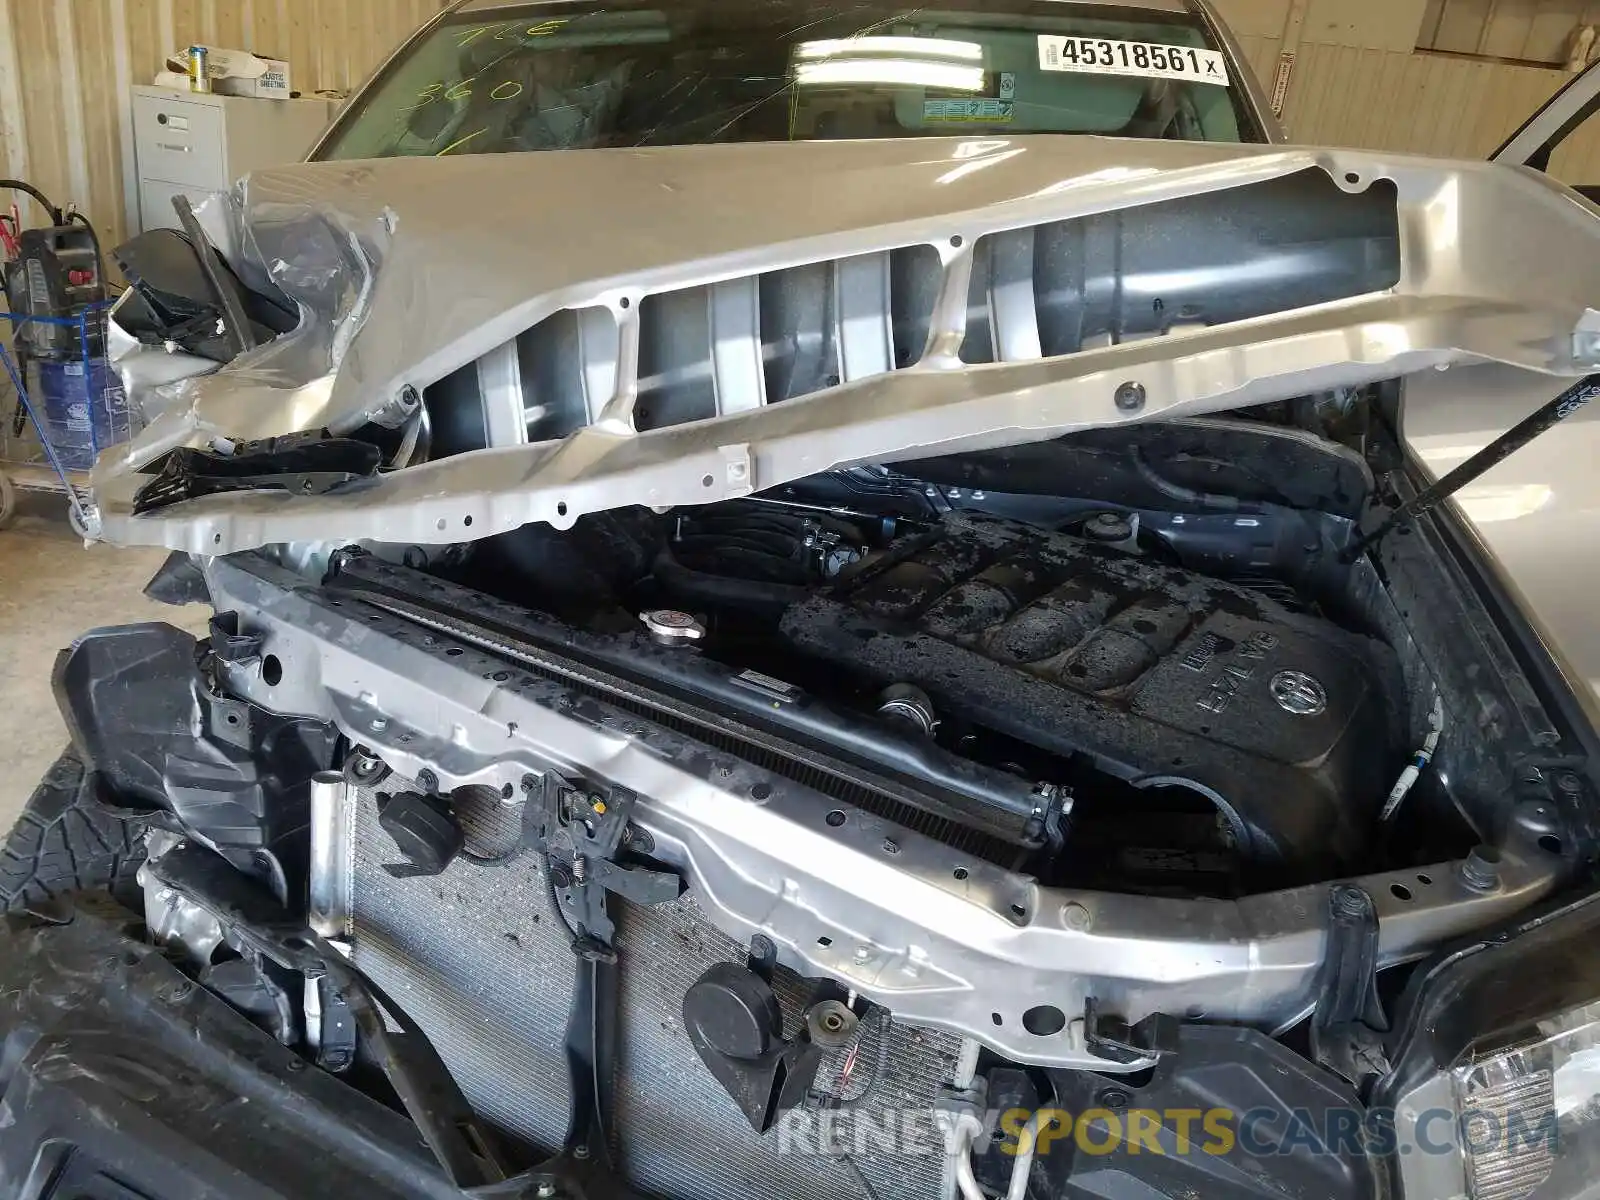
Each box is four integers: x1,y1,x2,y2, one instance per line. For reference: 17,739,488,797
132,85,341,232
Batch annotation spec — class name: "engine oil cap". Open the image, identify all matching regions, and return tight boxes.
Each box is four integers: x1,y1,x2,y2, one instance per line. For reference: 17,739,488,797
641,609,706,645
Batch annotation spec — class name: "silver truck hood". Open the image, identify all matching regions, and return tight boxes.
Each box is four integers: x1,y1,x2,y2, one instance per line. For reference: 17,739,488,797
92,136,1600,553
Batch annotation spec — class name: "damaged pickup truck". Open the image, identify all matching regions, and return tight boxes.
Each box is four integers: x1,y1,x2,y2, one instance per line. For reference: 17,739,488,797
11,2,1600,1199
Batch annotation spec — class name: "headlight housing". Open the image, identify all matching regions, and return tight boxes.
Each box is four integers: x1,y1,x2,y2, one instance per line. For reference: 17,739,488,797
1452,1000,1600,1200
1381,893,1600,1200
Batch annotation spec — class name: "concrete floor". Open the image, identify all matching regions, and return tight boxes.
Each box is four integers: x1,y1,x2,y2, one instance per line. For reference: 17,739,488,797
0,492,204,827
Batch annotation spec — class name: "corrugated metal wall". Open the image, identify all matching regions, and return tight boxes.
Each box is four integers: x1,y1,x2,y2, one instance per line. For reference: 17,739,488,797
1418,0,1600,65
0,0,450,248
1,0,1598,256
1239,32,1600,179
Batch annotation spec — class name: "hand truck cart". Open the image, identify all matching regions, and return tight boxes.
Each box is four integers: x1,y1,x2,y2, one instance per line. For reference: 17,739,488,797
0,181,121,532
0,303,128,534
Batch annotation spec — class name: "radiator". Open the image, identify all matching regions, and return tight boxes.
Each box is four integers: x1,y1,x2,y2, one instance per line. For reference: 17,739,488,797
350,785,962,1200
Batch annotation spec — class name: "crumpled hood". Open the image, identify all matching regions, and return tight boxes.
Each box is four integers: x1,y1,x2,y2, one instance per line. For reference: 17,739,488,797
93,135,1600,553
268,136,1338,428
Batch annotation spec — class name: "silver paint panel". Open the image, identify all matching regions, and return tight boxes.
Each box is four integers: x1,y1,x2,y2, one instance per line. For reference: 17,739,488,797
90,142,1600,554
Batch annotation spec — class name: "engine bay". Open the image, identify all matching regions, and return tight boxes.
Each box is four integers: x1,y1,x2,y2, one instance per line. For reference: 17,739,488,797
421,416,1457,902
45,87,1600,1198
54,408,1587,1200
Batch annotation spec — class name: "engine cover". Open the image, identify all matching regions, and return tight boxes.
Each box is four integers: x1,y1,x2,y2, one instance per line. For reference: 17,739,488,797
780,513,1401,877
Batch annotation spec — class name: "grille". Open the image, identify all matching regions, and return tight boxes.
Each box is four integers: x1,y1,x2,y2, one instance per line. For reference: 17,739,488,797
351,786,963,1200
423,168,1400,454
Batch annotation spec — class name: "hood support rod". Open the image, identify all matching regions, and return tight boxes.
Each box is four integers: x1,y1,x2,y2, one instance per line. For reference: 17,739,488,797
1343,373,1600,563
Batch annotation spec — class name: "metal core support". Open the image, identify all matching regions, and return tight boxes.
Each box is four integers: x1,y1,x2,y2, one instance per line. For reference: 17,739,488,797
205,552,1568,1073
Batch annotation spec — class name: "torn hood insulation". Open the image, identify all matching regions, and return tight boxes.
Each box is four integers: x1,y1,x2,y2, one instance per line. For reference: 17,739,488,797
91,135,1600,553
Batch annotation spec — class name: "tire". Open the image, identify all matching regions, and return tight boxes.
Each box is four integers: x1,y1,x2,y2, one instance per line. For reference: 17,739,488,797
0,470,14,530
0,748,146,912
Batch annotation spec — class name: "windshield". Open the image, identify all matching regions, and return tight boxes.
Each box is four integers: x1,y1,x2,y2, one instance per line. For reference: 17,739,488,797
317,0,1262,160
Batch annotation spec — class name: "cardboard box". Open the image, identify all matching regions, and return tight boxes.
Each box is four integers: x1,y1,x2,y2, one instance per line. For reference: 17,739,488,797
163,47,292,99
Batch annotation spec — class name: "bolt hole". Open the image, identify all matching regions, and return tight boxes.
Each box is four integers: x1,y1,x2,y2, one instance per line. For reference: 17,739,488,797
751,782,773,801
1540,834,1564,855
1344,172,1360,185
953,867,969,881
464,515,473,527
1390,882,1413,901
817,936,832,947
446,647,464,657
261,655,283,687
619,296,631,309
950,234,964,248
1416,872,1433,885
225,713,240,726
1022,1005,1066,1037
990,1011,1003,1027
435,518,447,531
556,501,569,518
824,808,846,826
1010,903,1026,918
1200,725,1211,734
702,474,715,487
212,532,222,545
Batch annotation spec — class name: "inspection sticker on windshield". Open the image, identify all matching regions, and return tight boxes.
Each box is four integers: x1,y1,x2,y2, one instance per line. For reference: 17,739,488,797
924,98,1014,122
1037,36,1230,86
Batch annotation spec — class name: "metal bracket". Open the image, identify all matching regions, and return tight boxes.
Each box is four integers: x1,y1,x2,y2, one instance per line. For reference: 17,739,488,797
1084,996,1178,1065
132,435,383,515
525,771,681,962
206,611,264,665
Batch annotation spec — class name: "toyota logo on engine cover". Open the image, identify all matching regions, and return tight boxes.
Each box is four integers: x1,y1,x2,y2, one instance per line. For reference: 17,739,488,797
1270,670,1327,716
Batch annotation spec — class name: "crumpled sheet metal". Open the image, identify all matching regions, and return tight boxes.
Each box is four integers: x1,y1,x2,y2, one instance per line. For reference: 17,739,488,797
104,180,389,470
89,136,1600,553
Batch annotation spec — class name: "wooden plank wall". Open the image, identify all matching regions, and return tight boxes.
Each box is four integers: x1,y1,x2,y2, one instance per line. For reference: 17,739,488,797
0,0,450,249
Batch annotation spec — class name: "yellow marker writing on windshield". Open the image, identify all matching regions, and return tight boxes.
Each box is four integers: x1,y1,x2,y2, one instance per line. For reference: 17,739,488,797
436,127,487,156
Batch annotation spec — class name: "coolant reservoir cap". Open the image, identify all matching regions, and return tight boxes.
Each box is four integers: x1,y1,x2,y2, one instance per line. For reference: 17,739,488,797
641,609,706,645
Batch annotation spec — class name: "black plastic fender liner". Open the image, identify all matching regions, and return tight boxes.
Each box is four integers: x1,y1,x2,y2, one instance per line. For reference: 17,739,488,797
1042,1025,1376,1200
50,621,337,902
0,896,459,1200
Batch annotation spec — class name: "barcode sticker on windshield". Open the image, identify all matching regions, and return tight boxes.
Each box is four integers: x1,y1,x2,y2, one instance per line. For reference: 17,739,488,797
1037,36,1230,86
